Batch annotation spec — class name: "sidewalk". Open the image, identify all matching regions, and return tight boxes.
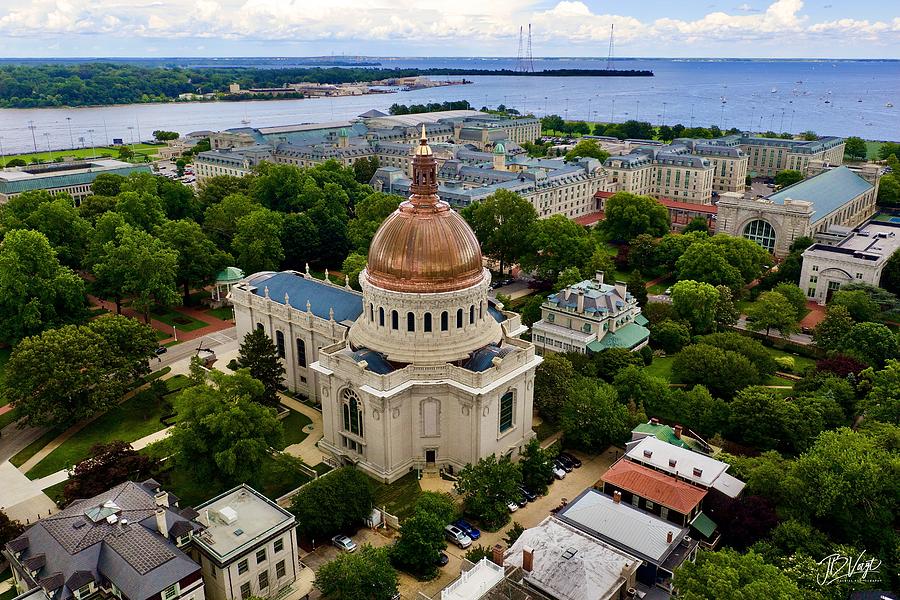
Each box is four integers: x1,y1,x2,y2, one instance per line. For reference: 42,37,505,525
278,394,325,467
87,294,235,344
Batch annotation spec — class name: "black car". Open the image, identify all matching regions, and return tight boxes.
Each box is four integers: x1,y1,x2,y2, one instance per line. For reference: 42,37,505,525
558,452,582,469
154,346,168,355
519,486,538,502
554,459,572,473
436,551,449,567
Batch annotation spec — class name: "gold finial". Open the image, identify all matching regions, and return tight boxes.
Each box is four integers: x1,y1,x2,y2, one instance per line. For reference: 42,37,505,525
420,123,427,141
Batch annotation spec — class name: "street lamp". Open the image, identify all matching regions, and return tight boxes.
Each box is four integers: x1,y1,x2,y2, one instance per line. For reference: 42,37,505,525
43,132,52,160
87,129,96,158
27,120,38,152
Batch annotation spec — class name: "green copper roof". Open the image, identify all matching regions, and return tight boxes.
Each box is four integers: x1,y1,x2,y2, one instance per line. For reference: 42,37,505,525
0,164,151,194
587,323,650,352
766,166,873,222
216,267,245,283
634,314,649,326
493,141,506,155
691,512,717,538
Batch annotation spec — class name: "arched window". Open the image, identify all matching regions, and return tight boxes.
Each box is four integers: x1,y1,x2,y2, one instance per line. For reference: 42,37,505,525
407,312,416,332
479,302,483,320
499,391,514,433
391,310,399,330
341,389,363,437
424,313,432,332
742,219,776,253
369,303,374,322
296,338,307,367
441,311,449,331
456,308,463,329
469,305,475,324
275,331,285,359
256,322,264,331
379,307,385,327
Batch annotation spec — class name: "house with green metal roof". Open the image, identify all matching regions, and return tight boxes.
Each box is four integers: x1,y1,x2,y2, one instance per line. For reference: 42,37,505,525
532,271,649,355
0,159,151,204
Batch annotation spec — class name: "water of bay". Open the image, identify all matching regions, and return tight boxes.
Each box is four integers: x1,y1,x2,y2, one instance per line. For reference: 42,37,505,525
0,57,896,155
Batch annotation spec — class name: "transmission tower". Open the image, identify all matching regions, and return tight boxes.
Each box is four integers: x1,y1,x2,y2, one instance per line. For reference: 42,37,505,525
525,24,535,73
606,24,615,71
516,26,525,73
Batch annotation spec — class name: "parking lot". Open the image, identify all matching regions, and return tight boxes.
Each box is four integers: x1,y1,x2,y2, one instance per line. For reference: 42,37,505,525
300,527,396,571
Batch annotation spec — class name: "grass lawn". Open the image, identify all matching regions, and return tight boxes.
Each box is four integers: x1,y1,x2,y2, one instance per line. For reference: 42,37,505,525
0,586,18,600
309,270,345,286
151,307,210,332
645,356,677,382
277,411,313,450
763,346,816,374
647,276,673,295
1,143,163,167
10,429,62,468
25,388,172,479
372,471,422,522
534,421,559,441
0,407,21,431
42,480,68,505
206,306,235,321
865,141,883,160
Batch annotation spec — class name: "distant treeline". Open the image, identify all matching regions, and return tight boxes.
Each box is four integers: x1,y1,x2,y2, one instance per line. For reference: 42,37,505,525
0,63,651,108
388,100,474,115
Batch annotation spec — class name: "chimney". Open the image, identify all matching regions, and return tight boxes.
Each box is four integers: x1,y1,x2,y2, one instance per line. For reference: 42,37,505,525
155,507,168,539
576,289,585,313
595,271,604,285
693,467,703,477
613,490,622,504
615,281,627,298
674,425,683,439
154,491,169,508
650,417,659,426
666,531,673,544
492,544,505,566
522,547,534,573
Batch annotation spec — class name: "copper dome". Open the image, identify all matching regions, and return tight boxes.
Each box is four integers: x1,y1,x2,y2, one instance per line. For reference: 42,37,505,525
365,129,485,293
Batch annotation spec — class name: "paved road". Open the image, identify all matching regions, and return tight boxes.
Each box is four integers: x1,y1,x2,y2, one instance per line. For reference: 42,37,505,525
735,317,813,345
152,327,239,371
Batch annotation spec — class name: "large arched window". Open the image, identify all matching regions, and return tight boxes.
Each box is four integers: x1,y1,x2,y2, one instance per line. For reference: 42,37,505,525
391,310,399,330
369,303,374,322
456,308,464,329
424,313,432,332
469,305,475,324
379,307,385,327
742,219,776,253
275,331,285,359
407,312,416,332
440,311,449,331
296,338,306,367
499,391,514,433
342,389,363,437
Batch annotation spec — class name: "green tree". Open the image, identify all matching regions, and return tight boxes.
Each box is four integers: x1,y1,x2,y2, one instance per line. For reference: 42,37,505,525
117,145,134,160
0,229,86,344
250,163,306,212
461,189,538,274
729,387,791,450
627,233,658,274
774,169,804,188
713,285,739,331
773,283,807,316
534,353,575,423
746,291,800,338
555,266,583,289
4,158,26,167
671,279,719,334
203,193,260,249
560,378,630,452
0,511,24,547
519,438,553,495
829,289,879,322
308,197,351,267
522,215,594,281
157,219,232,304
674,549,807,600
115,191,166,231
880,249,900,295
650,319,691,354
878,141,900,161
673,344,760,399
877,174,900,207
169,369,282,486
317,545,398,600
237,328,286,407
626,271,648,306
392,494,454,578
352,156,381,184
152,130,179,141
842,322,899,367
348,192,400,253
290,467,374,542
0,193,93,269
4,315,156,428
676,242,743,290
564,139,610,163
232,208,285,274
843,136,868,161
683,216,710,234
813,304,854,353
456,454,522,530
281,212,321,270
602,192,670,242
341,253,368,290
860,360,900,425
92,225,180,322
696,332,777,377
197,175,252,208
156,177,200,221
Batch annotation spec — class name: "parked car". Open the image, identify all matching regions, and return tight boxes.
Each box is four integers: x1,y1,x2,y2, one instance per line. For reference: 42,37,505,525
331,535,357,553
558,452,582,469
453,519,481,541
555,458,573,473
552,463,567,480
663,287,672,296
514,494,528,509
507,500,520,513
436,551,449,567
520,486,538,502
154,346,168,355
444,524,473,549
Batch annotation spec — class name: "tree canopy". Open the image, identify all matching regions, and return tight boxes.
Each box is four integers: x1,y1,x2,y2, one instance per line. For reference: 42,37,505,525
462,189,538,275
602,192,670,242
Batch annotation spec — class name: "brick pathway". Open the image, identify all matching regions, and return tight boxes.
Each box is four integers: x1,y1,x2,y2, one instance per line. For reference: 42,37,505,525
87,293,235,344
799,300,826,330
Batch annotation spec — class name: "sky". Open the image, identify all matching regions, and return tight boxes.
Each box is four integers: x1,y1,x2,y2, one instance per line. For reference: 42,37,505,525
0,0,897,58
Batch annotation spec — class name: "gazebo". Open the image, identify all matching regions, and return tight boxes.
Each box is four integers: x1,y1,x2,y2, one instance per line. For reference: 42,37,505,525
212,267,245,307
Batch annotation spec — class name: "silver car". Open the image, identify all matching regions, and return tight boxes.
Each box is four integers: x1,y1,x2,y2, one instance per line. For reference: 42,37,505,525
444,524,473,549
331,534,357,553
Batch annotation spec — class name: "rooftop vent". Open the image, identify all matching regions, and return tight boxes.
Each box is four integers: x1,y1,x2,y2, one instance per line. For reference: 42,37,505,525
106,515,118,525
692,467,703,477
216,506,239,524
643,450,653,458
233,529,244,537
669,459,677,467
562,548,577,560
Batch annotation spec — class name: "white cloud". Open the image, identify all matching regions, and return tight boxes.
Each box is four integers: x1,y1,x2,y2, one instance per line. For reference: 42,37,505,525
0,0,896,53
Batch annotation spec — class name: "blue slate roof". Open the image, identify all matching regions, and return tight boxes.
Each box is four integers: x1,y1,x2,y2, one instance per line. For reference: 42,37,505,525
246,272,363,322
766,166,873,222
464,345,514,372
350,348,394,374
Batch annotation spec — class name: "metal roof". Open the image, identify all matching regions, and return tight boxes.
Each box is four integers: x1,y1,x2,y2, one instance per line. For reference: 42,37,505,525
587,323,649,352
766,166,873,222
0,163,151,194
244,271,363,323
625,437,736,490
